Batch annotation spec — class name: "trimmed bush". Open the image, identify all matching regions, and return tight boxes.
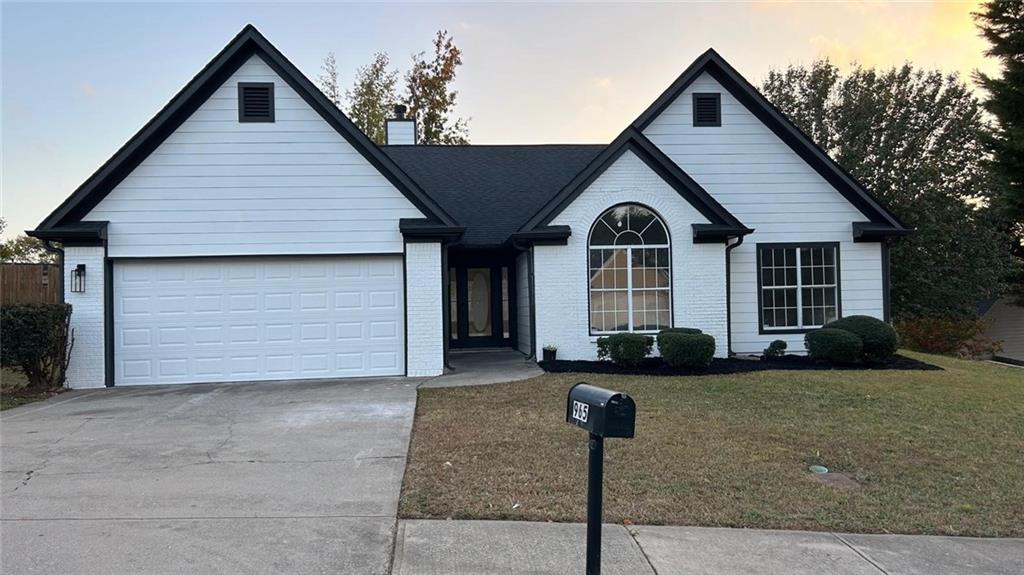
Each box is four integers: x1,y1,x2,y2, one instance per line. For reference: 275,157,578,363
824,315,898,362
0,304,74,390
763,339,787,360
804,328,862,364
596,333,653,368
658,327,703,336
657,327,703,357
659,332,716,369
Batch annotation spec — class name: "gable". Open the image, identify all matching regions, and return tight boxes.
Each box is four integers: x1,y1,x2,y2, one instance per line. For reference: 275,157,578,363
519,130,750,244
644,71,868,236
84,55,426,257
634,50,907,236
31,25,456,251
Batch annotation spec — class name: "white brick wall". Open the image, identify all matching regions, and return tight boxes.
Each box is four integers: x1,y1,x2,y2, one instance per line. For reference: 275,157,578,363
405,242,444,376
535,150,728,360
63,246,106,389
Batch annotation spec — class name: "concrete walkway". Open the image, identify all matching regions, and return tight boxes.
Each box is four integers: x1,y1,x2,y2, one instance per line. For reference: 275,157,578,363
421,349,543,388
392,520,1024,575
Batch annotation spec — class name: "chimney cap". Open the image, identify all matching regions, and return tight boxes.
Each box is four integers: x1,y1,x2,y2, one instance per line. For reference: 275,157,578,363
393,104,408,120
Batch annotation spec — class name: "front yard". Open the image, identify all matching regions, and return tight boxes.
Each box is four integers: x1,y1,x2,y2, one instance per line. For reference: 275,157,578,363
399,352,1024,537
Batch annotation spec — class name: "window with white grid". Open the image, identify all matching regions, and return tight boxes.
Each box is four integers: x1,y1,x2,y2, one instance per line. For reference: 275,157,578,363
589,205,671,334
758,244,840,331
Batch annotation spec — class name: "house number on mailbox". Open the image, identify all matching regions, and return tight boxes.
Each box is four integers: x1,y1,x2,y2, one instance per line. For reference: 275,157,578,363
572,400,589,423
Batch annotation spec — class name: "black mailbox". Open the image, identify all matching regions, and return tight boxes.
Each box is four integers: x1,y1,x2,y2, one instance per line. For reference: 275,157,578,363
566,383,635,438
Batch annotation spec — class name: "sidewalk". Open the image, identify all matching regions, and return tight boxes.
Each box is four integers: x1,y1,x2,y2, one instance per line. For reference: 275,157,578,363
392,519,1024,575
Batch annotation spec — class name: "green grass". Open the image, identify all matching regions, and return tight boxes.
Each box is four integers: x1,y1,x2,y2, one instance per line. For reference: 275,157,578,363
399,352,1024,536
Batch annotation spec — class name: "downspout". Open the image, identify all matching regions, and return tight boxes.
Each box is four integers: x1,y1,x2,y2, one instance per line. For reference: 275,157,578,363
724,235,745,357
41,240,65,303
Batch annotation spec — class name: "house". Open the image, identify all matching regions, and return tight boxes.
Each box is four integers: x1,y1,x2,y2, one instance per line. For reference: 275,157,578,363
980,298,1024,365
29,25,908,389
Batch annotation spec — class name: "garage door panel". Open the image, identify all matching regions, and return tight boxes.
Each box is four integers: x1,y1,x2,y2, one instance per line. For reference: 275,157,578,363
114,256,405,385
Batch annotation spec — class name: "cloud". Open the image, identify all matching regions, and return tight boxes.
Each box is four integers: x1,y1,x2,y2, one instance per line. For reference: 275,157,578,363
592,76,613,89
77,81,96,97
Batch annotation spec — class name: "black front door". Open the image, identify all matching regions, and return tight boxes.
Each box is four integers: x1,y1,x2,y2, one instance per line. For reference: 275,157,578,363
449,255,515,348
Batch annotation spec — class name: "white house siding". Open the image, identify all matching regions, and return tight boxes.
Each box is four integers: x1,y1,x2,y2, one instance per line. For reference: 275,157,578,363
515,250,532,355
63,246,106,389
984,298,1024,363
405,242,444,376
644,71,884,355
83,55,425,258
534,151,728,361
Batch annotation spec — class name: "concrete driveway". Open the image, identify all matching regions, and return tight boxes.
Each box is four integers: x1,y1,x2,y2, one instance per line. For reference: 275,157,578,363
1,377,419,574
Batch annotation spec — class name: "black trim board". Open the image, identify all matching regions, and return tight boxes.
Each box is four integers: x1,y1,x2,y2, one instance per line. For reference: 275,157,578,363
631,48,907,232
520,128,748,235
33,24,457,239
754,242,842,336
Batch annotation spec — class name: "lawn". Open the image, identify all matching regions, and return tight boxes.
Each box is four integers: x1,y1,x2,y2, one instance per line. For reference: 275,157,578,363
399,352,1024,537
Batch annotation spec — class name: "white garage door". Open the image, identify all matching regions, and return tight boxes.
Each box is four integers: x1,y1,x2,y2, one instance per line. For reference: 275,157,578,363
113,256,404,385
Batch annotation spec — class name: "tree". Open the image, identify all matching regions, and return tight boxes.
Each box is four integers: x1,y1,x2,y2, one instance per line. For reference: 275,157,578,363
974,1,1024,294
761,61,1019,320
404,30,469,144
346,52,399,145
317,51,342,107
1,235,56,264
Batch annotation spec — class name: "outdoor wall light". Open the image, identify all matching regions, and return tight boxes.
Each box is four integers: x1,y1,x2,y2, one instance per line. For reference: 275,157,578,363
70,264,86,293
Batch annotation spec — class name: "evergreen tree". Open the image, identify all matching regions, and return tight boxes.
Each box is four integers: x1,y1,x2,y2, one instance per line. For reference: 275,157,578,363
974,1,1024,259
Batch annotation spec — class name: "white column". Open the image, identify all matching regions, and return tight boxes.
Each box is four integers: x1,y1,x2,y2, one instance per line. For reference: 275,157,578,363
404,242,444,376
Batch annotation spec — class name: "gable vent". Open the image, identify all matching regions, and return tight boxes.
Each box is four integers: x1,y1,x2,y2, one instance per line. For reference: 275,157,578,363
692,93,721,127
238,82,274,122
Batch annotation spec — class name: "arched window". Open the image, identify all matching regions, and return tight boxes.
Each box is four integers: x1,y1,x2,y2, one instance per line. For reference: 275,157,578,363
588,204,671,334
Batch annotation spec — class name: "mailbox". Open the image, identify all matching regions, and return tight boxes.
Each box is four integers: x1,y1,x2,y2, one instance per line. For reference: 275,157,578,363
566,383,636,438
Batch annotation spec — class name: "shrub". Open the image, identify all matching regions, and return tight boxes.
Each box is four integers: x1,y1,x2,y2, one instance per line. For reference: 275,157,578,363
596,333,653,368
659,332,716,369
824,315,898,362
0,304,74,390
804,328,863,364
657,327,703,356
762,339,787,360
895,318,995,357
658,327,703,336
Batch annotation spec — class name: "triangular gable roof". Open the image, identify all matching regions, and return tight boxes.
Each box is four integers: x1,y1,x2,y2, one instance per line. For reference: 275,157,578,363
632,48,907,232
519,128,752,242
32,24,457,234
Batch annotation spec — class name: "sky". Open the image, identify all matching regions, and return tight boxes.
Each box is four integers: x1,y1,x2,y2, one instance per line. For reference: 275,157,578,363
1,1,1000,240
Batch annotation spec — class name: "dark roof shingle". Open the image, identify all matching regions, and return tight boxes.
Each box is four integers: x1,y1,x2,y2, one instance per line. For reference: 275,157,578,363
382,145,603,247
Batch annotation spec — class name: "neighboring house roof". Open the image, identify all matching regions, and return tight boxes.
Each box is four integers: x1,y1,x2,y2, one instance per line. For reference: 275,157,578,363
518,128,753,243
383,145,604,247
29,24,457,241
631,48,909,234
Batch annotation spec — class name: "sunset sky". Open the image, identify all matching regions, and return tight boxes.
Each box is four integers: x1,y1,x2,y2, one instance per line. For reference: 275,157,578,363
1,1,1000,239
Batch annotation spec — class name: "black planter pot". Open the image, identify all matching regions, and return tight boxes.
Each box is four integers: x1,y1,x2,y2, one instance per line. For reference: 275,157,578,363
543,348,557,362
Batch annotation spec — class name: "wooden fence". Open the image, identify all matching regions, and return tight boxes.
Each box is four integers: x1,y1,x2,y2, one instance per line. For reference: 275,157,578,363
1,264,61,305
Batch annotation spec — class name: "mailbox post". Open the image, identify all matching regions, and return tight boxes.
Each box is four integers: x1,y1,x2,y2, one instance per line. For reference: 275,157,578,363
566,383,636,575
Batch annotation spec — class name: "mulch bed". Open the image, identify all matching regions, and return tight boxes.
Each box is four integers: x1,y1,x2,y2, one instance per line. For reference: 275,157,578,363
539,354,941,376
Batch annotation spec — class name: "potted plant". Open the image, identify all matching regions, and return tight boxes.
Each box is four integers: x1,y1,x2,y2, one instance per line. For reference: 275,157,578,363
542,344,557,362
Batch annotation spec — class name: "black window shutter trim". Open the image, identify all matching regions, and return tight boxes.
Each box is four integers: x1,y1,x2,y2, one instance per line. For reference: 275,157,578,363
238,82,275,122
692,92,721,127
